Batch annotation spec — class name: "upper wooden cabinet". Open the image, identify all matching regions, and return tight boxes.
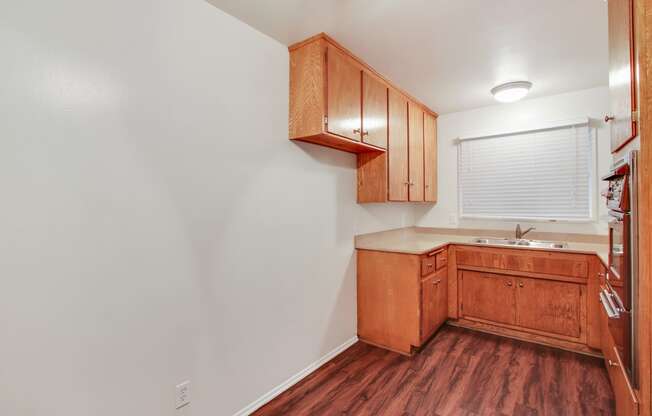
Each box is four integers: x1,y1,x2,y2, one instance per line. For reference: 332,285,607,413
326,46,362,142
606,0,637,152
362,71,388,148
289,33,438,203
424,113,438,202
408,102,425,201
387,90,409,201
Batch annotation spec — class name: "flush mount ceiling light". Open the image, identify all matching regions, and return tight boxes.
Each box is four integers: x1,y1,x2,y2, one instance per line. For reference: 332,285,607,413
491,81,533,103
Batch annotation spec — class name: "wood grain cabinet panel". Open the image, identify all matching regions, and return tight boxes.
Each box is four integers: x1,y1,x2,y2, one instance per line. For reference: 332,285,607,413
408,101,424,201
456,249,503,269
326,46,362,141
289,33,437,157
515,277,582,338
357,248,449,355
289,34,439,202
421,268,448,343
388,90,409,201
600,307,639,416
424,113,438,202
607,0,637,152
457,247,588,279
357,250,420,353
461,271,516,326
362,71,388,149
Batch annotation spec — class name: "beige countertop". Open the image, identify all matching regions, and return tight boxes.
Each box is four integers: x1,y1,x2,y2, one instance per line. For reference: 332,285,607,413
355,227,609,267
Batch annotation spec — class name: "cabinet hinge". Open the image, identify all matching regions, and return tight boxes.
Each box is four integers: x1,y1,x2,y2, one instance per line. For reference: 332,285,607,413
324,116,328,126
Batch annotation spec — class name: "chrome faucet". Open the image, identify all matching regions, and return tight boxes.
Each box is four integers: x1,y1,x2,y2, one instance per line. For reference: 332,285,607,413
515,224,536,240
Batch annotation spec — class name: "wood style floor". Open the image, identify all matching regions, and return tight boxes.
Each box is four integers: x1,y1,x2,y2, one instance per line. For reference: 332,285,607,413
254,326,614,416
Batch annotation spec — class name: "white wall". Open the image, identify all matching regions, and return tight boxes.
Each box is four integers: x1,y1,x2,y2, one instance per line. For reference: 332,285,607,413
0,1,414,415
415,87,613,235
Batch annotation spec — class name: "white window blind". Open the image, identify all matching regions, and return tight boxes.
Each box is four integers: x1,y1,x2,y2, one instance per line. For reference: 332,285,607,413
458,122,594,221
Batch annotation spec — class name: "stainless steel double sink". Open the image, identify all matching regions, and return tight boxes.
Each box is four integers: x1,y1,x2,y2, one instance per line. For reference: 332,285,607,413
470,237,567,249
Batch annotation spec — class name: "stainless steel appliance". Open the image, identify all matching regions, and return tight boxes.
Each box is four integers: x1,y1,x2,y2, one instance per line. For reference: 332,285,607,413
600,150,638,387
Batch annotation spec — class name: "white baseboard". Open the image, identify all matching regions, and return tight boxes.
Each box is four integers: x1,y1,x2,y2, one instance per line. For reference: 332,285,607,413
232,336,359,416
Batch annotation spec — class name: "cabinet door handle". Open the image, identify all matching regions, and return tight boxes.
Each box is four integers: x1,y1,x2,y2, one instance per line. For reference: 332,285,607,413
353,128,361,134
518,282,524,288
608,359,619,368
605,115,615,123
506,281,513,287
362,130,369,136
432,279,441,285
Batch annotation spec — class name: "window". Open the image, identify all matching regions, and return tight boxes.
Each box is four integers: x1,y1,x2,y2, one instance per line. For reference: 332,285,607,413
458,120,595,221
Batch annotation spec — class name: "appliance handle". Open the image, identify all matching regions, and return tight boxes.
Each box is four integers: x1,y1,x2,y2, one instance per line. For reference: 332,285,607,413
600,290,621,319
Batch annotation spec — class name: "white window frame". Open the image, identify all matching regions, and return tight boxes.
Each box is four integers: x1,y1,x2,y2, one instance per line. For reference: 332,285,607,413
456,117,599,223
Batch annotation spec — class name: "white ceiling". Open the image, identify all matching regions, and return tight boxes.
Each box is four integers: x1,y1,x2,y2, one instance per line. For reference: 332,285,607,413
206,0,609,114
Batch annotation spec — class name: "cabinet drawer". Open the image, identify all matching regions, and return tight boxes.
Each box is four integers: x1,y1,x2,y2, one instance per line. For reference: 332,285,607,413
457,247,588,278
436,251,448,270
421,249,447,276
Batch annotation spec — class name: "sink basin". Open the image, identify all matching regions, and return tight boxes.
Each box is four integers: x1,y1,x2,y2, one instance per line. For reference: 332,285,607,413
515,240,568,249
471,237,518,245
471,237,567,249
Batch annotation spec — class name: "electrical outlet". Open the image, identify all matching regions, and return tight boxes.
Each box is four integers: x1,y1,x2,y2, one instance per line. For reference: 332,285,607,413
176,381,190,409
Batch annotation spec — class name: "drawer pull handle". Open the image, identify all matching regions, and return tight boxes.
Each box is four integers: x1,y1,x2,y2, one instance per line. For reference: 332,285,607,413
599,290,621,319
506,281,513,287
518,282,524,288
608,359,619,368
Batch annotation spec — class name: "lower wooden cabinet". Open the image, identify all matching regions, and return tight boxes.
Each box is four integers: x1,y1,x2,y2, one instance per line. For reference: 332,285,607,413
460,271,583,340
515,277,582,338
421,268,447,343
461,271,516,326
600,305,639,416
453,246,597,353
357,247,448,355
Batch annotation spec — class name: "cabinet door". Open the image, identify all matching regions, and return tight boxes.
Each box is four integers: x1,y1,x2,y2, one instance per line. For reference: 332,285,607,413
388,90,409,201
362,72,388,149
326,46,361,141
408,102,424,201
421,269,447,341
516,277,582,338
435,269,448,328
424,113,437,202
461,271,516,325
607,0,637,152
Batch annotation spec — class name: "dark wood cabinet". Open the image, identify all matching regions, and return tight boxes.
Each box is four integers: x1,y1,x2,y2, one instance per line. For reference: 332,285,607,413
607,0,637,152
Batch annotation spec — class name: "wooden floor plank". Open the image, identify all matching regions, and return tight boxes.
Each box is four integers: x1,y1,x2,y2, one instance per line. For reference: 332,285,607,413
253,326,614,416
